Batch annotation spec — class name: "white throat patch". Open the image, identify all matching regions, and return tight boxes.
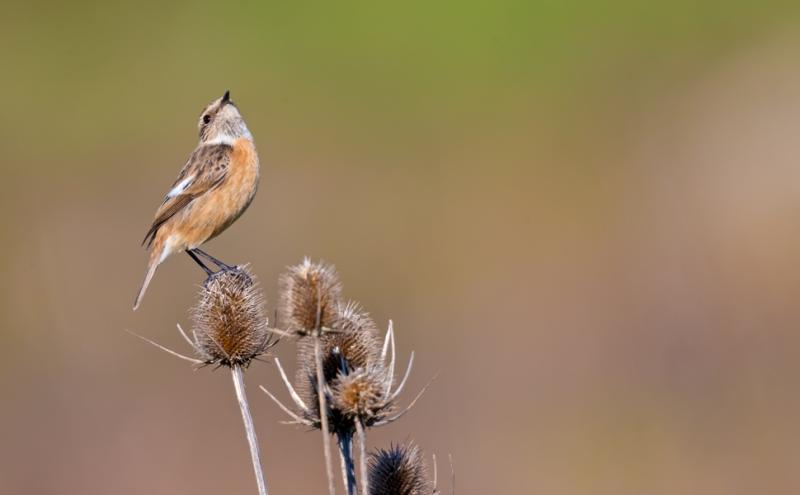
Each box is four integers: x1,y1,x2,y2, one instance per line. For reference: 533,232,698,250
205,133,236,146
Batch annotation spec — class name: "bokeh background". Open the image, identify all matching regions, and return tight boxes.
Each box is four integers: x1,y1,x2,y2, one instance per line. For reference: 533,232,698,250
2,1,800,493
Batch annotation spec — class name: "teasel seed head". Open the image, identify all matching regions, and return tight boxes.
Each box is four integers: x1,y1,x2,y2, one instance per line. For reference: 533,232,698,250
279,258,342,336
332,365,394,423
191,266,273,367
297,302,382,383
368,443,432,495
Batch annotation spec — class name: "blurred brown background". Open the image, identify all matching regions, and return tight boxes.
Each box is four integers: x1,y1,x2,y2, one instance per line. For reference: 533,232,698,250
2,2,800,493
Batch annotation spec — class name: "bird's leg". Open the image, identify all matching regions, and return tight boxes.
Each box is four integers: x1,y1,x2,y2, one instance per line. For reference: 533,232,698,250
186,249,214,276
192,248,235,271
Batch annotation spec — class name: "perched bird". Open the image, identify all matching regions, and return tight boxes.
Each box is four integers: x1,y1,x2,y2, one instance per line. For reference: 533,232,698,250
134,91,259,310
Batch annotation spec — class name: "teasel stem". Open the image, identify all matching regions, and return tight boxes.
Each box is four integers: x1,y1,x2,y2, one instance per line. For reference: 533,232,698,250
315,335,337,495
355,418,369,495
231,365,269,495
337,433,357,495
314,297,337,495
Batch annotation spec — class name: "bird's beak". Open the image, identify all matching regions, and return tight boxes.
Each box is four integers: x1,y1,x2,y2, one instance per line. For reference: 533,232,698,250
221,90,231,104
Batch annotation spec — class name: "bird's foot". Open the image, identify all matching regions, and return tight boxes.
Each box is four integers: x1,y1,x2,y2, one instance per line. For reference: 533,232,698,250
191,248,236,271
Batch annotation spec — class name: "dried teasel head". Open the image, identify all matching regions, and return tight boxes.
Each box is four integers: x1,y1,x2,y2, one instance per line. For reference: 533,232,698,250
297,302,382,384
278,258,342,336
332,365,394,423
191,266,274,367
368,443,432,495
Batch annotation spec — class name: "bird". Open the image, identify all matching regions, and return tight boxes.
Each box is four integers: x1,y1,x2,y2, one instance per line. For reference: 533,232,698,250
134,90,260,310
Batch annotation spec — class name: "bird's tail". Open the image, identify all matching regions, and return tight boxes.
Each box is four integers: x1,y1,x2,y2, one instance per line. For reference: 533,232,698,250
133,240,167,310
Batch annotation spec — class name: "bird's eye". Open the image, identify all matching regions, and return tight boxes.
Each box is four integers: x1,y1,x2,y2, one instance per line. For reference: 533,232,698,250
202,114,211,124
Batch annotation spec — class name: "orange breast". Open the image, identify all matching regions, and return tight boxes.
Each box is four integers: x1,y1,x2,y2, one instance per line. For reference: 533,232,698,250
169,138,260,249
210,137,260,237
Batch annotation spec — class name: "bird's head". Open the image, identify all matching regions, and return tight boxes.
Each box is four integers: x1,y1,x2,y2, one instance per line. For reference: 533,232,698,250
197,90,252,144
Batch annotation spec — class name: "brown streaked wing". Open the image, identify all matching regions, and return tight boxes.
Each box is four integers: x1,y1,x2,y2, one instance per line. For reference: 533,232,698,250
142,144,232,247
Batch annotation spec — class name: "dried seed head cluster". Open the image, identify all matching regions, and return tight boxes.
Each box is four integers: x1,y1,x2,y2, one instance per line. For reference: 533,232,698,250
368,443,432,495
261,258,436,494
294,303,390,433
269,277,424,432
279,258,342,336
191,266,273,367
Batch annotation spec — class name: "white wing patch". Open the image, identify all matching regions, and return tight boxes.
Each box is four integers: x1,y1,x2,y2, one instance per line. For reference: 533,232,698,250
167,175,194,198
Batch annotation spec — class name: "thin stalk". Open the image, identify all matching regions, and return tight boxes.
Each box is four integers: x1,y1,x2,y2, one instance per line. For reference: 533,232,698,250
231,365,269,495
315,334,337,495
337,433,358,495
338,437,349,495
355,419,369,495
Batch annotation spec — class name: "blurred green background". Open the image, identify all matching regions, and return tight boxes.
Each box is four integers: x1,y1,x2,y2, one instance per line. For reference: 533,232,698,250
2,1,800,493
